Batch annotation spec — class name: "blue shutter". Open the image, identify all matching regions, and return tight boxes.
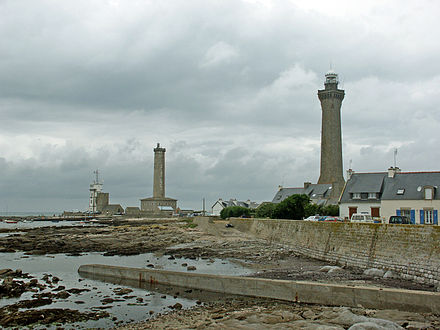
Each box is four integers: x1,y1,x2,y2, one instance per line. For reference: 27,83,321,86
434,210,438,225
410,210,415,224
420,210,424,224
396,209,401,216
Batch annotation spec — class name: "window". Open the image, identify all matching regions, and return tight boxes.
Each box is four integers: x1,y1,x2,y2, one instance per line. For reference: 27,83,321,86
397,189,405,195
352,193,361,199
424,187,433,200
401,209,411,218
368,193,377,199
425,209,434,224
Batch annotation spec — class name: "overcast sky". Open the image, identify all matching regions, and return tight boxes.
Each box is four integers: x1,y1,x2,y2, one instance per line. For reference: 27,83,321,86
1,0,440,213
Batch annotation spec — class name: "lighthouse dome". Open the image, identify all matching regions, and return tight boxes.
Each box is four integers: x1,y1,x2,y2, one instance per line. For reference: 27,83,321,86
325,70,338,84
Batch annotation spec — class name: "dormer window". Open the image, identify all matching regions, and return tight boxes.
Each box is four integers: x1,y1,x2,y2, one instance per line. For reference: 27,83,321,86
424,187,434,200
352,193,361,199
368,193,377,199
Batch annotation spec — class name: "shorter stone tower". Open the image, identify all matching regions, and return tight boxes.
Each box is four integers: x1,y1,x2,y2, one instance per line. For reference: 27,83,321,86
141,143,177,213
317,70,345,200
153,143,166,198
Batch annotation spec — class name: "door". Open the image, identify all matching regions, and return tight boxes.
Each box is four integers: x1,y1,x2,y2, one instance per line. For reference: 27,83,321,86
349,207,357,219
371,207,380,218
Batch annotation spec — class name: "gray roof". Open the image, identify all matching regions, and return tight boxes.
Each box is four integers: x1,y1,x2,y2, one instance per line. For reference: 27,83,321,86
272,188,303,203
102,204,124,213
272,184,332,204
339,172,386,203
212,199,259,209
223,200,248,208
340,171,440,203
346,173,386,193
140,197,177,201
308,184,332,197
382,172,440,200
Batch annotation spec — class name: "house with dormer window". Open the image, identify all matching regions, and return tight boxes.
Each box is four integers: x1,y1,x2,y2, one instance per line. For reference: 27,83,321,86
272,182,333,206
211,198,260,216
339,170,385,219
339,167,440,224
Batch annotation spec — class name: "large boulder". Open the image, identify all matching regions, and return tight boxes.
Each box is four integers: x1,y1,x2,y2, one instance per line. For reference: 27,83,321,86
363,268,385,277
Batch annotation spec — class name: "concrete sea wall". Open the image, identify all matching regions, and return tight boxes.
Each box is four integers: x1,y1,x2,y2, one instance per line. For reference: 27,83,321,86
229,218,440,285
78,264,440,313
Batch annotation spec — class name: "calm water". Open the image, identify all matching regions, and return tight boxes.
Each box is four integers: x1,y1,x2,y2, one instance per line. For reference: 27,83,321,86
0,249,252,328
0,211,59,217
0,220,103,230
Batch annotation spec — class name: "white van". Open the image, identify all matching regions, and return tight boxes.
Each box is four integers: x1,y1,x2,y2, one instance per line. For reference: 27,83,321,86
350,213,374,223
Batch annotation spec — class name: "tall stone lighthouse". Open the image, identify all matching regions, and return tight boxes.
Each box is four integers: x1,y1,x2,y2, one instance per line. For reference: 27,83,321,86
141,143,177,213
317,70,345,200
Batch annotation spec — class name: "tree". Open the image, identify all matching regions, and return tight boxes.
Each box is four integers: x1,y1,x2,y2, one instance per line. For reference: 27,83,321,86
273,194,310,220
322,204,339,216
255,203,276,218
220,206,250,219
304,203,323,218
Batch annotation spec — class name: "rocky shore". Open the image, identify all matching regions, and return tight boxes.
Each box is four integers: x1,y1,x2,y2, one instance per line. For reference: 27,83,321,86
0,268,108,327
0,220,196,255
1,218,440,328
118,297,440,329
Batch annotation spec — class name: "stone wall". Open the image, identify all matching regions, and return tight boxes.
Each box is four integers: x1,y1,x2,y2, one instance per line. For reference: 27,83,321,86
96,192,109,212
230,218,440,285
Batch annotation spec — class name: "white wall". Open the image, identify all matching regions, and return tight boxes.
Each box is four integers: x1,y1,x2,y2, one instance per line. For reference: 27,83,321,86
211,202,224,216
339,201,381,219
381,200,440,224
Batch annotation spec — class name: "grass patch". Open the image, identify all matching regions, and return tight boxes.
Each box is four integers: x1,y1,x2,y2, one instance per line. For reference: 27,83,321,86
183,218,198,228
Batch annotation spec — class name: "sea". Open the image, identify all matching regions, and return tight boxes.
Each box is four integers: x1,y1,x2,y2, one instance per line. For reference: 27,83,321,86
0,211,60,217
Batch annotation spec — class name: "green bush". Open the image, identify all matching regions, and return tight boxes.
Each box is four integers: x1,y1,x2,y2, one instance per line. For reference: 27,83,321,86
304,203,323,218
183,218,198,228
322,204,339,216
272,194,310,220
220,206,250,219
255,203,276,218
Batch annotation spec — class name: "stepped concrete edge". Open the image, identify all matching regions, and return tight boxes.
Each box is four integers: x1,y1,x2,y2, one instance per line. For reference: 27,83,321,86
78,264,440,313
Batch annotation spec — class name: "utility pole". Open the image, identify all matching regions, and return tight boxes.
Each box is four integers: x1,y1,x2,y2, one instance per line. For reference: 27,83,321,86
202,198,206,216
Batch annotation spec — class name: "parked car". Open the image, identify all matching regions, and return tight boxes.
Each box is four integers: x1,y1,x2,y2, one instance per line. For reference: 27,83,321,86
389,215,411,224
304,215,321,221
350,213,374,223
324,216,342,222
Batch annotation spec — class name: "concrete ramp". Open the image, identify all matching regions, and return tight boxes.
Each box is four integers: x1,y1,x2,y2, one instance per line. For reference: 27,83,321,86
78,264,440,313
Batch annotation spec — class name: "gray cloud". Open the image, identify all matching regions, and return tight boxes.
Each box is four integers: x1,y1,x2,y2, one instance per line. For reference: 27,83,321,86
1,0,439,212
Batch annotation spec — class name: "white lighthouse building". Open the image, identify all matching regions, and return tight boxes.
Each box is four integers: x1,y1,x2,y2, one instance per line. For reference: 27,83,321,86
89,170,103,213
